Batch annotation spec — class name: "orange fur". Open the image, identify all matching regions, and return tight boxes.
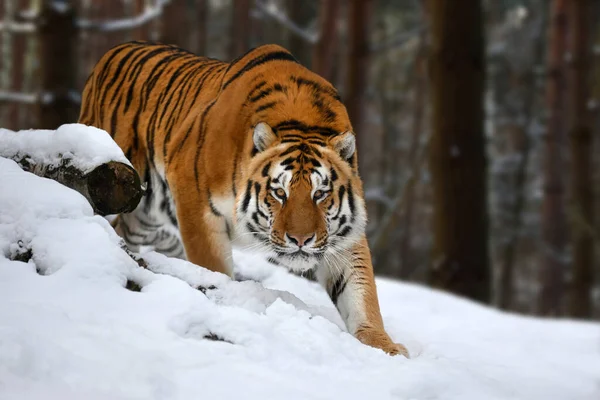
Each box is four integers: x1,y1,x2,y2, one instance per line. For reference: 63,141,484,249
79,41,408,356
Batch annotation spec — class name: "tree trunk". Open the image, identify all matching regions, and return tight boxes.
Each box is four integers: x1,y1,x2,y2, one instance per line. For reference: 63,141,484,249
399,28,428,279
7,0,27,130
287,0,313,66
312,0,340,81
496,3,546,311
428,0,490,302
230,0,251,60
566,0,594,318
345,0,373,175
195,0,208,55
38,1,78,130
538,0,568,316
161,0,190,48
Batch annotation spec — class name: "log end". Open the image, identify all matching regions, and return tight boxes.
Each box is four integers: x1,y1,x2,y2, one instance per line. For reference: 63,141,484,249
86,162,143,216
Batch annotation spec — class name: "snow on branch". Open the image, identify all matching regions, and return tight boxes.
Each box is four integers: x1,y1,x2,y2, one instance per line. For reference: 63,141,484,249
0,90,39,104
254,0,318,44
76,0,168,32
0,21,36,33
0,124,143,215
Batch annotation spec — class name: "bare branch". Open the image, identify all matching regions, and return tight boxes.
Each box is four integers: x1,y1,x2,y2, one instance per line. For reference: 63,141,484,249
253,0,318,44
0,90,38,104
76,0,168,32
0,21,36,33
369,26,425,53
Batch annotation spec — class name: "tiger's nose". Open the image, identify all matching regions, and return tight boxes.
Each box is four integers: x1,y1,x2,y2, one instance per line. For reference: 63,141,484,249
285,233,315,247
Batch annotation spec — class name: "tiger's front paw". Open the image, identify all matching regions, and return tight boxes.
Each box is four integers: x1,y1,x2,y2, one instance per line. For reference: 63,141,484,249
356,327,410,358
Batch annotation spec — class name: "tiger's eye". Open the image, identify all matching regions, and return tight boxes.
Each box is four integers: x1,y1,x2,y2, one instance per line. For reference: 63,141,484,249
314,190,324,200
275,188,286,198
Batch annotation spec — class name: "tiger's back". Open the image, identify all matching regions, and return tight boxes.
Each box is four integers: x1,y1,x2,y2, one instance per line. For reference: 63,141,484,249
79,41,409,357
80,41,227,179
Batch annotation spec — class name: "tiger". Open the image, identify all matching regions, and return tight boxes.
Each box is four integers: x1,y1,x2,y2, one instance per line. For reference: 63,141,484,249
79,41,409,357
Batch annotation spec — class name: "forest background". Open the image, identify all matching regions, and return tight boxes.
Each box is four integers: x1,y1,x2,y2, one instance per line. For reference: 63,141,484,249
1,0,599,320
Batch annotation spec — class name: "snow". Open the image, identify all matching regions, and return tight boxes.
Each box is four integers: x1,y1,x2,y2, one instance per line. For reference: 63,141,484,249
0,124,131,174
1,157,600,400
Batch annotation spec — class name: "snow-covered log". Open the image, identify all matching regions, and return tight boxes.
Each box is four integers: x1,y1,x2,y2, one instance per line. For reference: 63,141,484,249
0,124,143,215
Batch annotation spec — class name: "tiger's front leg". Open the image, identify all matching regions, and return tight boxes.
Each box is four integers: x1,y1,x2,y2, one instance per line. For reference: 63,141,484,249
167,169,234,277
318,236,409,357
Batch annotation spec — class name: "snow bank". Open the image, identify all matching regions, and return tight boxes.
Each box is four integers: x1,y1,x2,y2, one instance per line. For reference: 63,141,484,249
0,123,131,173
1,157,599,400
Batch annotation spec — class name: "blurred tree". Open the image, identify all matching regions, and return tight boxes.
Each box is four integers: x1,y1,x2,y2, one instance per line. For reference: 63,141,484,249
7,0,27,130
39,0,77,129
195,0,207,55
162,0,191,48
312,0,340,81
566,0,594,318
428,0,490,302
345,0,373,174
230,0,251,59
493,1,546,311
287,0,313,66
539,0,568,316
399,22,428,279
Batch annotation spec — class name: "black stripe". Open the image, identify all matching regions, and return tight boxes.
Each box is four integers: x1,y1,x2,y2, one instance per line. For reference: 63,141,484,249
280,157,295,166
247,80,268,100
232,152,239,197
109,95,123,137
223,51,298,89
332,185,346,220
208,190,222,217
272,83,287,94
255,101,278,113
273,119,338,136
267,257,282,266
261,162,271,177
158,238,182,254
249,88,273,103
241,180,253,212
330,274,347,305
347,183,355,217
254,181,261,197
257,209,269,220
337,226,352,237
290,75,341,101
330,168,338,181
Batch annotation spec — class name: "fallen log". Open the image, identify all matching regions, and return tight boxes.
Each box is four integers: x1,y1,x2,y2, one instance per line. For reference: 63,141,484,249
0,123,143,215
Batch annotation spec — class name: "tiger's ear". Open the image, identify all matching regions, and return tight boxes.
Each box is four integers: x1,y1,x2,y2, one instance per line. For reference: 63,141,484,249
331,131,356,160
253,122,277,152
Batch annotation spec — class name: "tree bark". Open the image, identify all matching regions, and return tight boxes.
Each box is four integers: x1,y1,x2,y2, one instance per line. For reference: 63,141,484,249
345,0,373,175
38,1,77,130
428,0,490,302
539,0,568,316
230,0,251,60
312,0,340,81
566,0,594,318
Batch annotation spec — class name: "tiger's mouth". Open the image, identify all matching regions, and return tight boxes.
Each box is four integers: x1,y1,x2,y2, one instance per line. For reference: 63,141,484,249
274,247,325,260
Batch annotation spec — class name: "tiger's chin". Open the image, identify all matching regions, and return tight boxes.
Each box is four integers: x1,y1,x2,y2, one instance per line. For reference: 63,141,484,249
273,251,321,273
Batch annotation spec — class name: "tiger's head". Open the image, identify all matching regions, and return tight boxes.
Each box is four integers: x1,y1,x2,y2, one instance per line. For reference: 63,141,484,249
235,122,366,272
